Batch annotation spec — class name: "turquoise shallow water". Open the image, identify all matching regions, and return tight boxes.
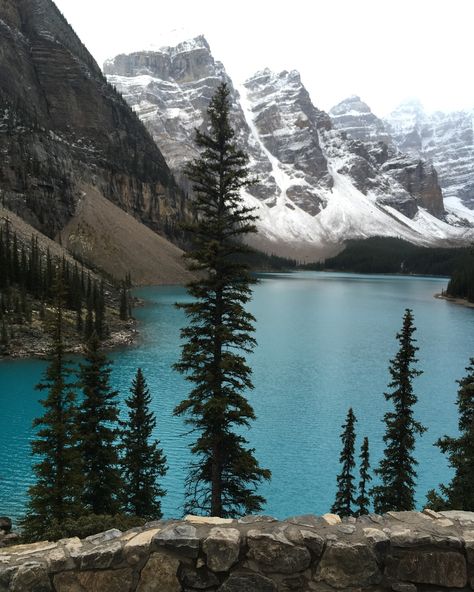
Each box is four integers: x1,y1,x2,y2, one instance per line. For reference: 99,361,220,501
1,272,473,522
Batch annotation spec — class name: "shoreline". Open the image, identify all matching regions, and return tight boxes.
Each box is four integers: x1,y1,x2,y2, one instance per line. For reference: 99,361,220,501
435,293,474,309
0,319,139,362
317,268,450,279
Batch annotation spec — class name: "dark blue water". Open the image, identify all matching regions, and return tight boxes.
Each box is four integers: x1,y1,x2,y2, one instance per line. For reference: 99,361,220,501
1,272,473,522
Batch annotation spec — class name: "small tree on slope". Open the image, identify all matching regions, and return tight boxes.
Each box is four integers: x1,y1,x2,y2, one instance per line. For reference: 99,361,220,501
22,272,83,541
331,407,357,517
174,82,271,518
371,309,426,513
120,368,167,519
426,358,474,510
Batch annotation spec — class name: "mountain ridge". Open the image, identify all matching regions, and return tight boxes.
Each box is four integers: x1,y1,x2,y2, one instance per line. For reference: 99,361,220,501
105,35,474,259
384,99,474,210
330,95,474,218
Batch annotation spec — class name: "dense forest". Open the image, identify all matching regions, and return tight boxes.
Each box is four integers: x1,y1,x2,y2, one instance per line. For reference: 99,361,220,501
236,249,299,271
315,237,473,277
446,256,474,302
0,218,131,355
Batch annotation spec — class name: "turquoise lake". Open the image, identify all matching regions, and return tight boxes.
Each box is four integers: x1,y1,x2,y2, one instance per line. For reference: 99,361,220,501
1,272,474,522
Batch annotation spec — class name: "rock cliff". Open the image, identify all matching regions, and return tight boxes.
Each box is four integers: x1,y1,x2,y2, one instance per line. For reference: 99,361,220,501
329,96,445,217
1,511,474,591
384,100,474,210
330,95,393,145
0,0,187,276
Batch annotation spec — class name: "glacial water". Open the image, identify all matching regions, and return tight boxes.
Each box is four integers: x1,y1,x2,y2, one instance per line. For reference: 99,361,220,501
1,272,473,523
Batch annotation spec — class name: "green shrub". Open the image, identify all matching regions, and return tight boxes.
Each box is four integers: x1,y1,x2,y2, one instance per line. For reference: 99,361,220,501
21,513,147,543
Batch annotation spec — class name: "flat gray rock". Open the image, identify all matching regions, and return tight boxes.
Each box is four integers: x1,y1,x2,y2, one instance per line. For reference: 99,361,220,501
153,523,200,558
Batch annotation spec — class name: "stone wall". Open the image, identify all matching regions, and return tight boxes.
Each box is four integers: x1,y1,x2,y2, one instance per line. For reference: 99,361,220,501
1,510,474,591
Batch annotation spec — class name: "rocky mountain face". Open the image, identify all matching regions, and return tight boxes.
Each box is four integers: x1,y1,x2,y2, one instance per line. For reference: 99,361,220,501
329,96,445,218
0,0,185,248
104,37,229,194
384,100,474,209
106,37,473,257
329,96,393,145
105,37,278,204
241,69,332,216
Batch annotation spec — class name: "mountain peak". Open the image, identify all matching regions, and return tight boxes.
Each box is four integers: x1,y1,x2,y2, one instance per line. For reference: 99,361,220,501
156,34,210,56
245,68,303,89
104,34,223,82
330,96,373,117
389,97,426,118
329,96,391,145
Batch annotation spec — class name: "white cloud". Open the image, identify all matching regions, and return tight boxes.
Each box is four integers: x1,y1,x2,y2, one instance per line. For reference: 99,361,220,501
54,0,474,116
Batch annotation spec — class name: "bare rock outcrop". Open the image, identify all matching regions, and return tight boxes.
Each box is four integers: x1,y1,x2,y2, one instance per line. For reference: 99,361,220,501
0,0,185,248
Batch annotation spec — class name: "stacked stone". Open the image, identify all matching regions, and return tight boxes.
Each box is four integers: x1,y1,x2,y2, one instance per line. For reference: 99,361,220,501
0,510,473,591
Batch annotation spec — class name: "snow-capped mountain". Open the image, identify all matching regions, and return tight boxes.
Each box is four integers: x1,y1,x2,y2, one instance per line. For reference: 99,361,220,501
328,96,448,219
105,37,474,258
384,100,474,211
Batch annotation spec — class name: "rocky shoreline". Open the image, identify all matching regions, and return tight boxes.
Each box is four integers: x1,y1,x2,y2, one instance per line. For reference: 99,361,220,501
435,293,474,309
0,319,139,361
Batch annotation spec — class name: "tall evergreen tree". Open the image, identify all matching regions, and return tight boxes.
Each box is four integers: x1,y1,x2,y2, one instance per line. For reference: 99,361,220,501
22,272,83,541
174,82,270,518
371,309,426,513
0,319,8,353
119,280,129,321
331,408,357,517
356,437,371,516
120,368,167,519
426,358,474,510
78,333,122,515
84,294,94,341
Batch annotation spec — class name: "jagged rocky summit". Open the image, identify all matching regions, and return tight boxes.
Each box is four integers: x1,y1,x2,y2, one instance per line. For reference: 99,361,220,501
331,96,474,218
106,36,474,259
329,95,393,145
385,99,474,210
0,0,192,282
328,95,445,218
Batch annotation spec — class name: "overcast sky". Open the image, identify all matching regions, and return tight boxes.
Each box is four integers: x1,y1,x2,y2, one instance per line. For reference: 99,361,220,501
54,0,473,117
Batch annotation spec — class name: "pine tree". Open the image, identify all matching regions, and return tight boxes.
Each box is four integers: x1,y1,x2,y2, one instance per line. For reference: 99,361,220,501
426,358,474,510
119,281,129,321
21,271,83,541
356,437,371,516
0,319,8,352
78,333,122,515
94,281,106,338
371,309,426,513
331,408,357,517
84,294,94,340
174,82,270,518
120,368,167,519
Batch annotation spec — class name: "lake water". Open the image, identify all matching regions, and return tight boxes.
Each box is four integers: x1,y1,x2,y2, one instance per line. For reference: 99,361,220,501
1,272,473,522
